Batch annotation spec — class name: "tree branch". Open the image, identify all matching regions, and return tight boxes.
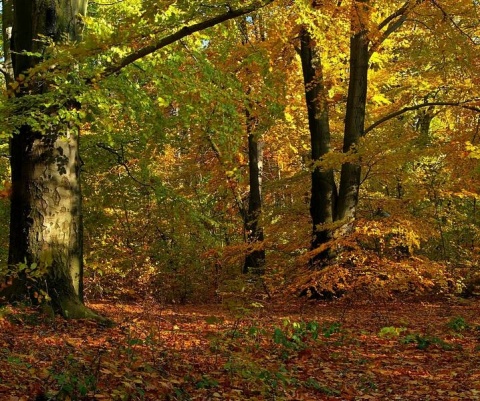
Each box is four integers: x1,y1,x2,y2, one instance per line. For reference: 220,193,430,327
370,1,424,57
96,142,154,189
377,1,411,31
102,0,274,78
364,100,480,135
431,0,478,46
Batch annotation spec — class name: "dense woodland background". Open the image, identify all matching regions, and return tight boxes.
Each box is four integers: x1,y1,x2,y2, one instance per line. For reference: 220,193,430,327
1,1,480,400
0,0,479,303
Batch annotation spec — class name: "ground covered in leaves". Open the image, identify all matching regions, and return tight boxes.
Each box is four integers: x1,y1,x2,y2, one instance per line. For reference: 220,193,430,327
1,297,480,400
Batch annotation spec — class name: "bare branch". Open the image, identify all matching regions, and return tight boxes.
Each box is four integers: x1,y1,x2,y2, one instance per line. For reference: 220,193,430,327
96,142,154,189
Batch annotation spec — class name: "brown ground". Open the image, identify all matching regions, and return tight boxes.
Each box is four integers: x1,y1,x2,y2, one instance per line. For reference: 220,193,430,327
1,297,479,400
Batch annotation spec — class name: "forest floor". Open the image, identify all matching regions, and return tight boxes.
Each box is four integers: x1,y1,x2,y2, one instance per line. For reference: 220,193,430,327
1,296,480,400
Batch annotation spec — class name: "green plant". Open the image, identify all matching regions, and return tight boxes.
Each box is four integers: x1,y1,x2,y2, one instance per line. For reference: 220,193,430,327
122,329,147,366
304,377,340,396
358,374,377,392
171,386,190,400
47,354,99,400
322,322,342,338
196,375,219,389
248,325,267,339
258,365,295,398
271,320,326,361
402,333,453,350
272,320,340,350
378,326,407,338
447,316,469,333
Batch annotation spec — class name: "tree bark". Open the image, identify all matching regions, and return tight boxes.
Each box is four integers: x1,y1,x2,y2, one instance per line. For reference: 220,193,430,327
1,0,104,320
243,109,265,274
299,27,337,263
1,0,14,83
336,24,369,223
239,15,266,274
299,1,422,266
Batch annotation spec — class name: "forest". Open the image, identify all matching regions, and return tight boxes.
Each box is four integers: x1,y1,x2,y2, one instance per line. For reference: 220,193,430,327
0,0,480,399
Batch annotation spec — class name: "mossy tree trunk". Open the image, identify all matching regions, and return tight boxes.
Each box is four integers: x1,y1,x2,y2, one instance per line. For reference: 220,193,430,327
1,0,104,320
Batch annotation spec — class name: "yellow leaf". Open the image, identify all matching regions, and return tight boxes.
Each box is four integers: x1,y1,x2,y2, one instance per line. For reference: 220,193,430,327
371,93,391,105
284,111,294,123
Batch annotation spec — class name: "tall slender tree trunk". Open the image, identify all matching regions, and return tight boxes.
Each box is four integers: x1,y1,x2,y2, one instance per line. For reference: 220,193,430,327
240,15,266,274
1,0,104,320
299,27,337,263
243,109,265,274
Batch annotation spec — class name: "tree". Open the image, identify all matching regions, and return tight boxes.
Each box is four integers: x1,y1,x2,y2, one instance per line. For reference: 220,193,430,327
1,0,96,319
0,0,275,316
74,0,480,298
299,25,336,260
239,15,267,274
299,0,427,264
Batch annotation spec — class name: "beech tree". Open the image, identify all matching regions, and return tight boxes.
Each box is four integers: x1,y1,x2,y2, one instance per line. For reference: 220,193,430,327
1,0,94,319
298,0,416,264
0,0,274,317
240,15,267,274
299,0,480,264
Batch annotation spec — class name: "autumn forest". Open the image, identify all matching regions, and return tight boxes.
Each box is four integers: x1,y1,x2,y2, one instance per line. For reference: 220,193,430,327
1,0,480,399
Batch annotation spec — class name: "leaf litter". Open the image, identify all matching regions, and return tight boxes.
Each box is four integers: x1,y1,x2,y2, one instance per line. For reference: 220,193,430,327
0,297,479,400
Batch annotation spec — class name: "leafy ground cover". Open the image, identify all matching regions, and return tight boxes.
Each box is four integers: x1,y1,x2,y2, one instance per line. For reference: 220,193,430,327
1,297,480,400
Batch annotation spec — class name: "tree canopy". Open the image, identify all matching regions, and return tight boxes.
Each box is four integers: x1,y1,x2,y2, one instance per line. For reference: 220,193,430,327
1,1,480,399
0,0,479,303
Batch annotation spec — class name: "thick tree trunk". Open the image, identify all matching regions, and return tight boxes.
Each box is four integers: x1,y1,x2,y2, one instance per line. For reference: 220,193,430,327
336,14,369,224
1,0,105,320
301,0,416,266
300,1,369,264
243,110,265,274
299,27,337,262
7,126,89,315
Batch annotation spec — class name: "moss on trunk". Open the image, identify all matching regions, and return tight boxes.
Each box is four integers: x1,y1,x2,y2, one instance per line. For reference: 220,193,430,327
0,1,102,321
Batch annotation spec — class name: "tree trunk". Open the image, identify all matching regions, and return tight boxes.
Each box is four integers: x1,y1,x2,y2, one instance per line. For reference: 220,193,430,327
239,15,266,274
299,27,337,263
2,0,13,84
415,106,434,146
300,1,369,264
243,109,265,274
336,8,369,224
1,0,105,320
301,0,417,265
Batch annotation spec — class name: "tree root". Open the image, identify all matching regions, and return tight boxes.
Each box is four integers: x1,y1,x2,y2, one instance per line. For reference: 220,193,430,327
56,298,113,325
